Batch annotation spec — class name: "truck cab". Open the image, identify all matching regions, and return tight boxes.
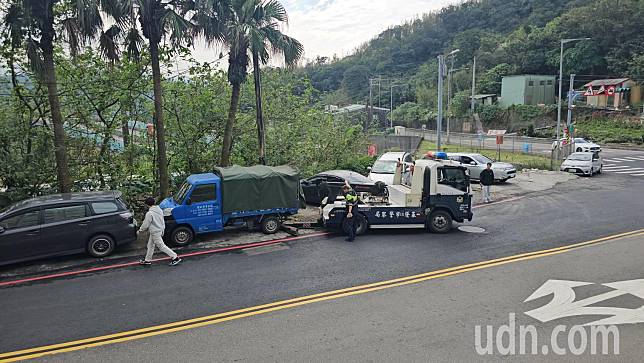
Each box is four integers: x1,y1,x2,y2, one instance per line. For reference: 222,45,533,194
322,158,472,235
160,173,224,246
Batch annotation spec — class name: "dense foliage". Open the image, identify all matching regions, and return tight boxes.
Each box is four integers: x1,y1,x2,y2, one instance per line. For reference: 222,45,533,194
0,50,367,207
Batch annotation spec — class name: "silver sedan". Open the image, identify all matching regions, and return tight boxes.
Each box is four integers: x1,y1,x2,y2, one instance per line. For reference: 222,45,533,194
446,153,517,183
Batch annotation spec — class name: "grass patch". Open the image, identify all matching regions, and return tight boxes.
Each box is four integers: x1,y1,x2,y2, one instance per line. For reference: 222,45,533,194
576,119,644,145
417,140,553,170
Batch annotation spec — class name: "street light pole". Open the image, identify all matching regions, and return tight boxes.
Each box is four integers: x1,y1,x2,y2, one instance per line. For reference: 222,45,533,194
471,56,476,114
437,55,444,150
447,55,456,143
556,38,590,157
390,84,400,129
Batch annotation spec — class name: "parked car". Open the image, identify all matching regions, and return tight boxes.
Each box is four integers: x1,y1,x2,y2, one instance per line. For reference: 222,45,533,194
368,152,413,185
301,170,377,205
446,153,517,183
560,152,603,176
551,138,601,153
0,191,137,266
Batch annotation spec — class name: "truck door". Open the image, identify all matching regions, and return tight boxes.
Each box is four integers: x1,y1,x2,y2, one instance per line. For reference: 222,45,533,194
186,183,222,233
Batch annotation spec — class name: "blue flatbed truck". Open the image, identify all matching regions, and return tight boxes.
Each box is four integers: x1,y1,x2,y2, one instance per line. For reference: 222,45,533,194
160,165,303,246
322,159,473,235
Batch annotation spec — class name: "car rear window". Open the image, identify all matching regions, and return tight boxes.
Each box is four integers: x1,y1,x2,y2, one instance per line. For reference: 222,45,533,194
91,202,119,215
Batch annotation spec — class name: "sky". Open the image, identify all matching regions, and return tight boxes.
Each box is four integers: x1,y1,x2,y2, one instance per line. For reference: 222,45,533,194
189,0,455,66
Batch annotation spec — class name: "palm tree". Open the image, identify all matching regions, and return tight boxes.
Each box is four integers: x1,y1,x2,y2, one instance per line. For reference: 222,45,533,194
2,0,112,193
195,0,303,166
248,1,303,165
102,0,193,198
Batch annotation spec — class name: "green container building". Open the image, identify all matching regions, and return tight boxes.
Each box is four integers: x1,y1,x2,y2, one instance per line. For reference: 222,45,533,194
500,75,556,107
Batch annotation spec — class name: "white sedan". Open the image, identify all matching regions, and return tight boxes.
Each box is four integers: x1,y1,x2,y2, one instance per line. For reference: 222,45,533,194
552,138,601,153
560,152,603,176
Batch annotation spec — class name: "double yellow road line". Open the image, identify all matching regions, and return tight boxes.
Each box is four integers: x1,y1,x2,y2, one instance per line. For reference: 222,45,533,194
2,228,644,362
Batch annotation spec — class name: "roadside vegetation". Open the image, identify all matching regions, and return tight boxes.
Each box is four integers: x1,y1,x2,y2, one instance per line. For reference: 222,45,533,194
575,118,644,145
416,141,553,171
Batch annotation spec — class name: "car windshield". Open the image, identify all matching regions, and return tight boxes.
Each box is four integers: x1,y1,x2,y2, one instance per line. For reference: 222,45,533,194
471,154,493,164
567,153,591,161
574,138,589,144
174,182,191,204
371,160,398,174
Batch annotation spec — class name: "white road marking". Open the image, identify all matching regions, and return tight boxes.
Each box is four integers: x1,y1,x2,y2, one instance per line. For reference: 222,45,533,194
614,169,644,174
631,173,644,176
603,159,624,163
524,279,644,326
622,156,644,161
606,158,635,162
602,166,632,170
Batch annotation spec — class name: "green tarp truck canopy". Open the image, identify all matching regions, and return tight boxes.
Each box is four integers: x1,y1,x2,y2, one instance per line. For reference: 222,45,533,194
214,165,303,214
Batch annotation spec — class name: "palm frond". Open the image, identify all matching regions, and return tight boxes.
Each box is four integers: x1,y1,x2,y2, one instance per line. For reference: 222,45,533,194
61,17,81,58
74,0,103,39
25,38,44,78
99,25,121,63
261,0,287,24
125,27,144,60
161,8,194,47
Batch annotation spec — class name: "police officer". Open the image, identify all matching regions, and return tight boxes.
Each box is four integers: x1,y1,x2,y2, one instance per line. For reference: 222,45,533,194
342,183,359,242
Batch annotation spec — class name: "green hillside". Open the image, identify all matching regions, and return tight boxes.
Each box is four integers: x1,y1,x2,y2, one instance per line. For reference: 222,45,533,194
304,0,644,112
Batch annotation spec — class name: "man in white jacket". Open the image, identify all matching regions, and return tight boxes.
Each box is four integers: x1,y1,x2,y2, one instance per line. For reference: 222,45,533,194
138,197,182,266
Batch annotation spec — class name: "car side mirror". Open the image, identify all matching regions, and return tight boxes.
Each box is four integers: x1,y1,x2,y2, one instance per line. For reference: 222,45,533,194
367,166,372,171
0,226,5,234
470,161,476,166
185,198,192,206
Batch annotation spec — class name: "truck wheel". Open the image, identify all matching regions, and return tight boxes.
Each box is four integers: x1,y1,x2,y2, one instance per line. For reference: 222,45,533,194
342,214,368,236
170,226,194,247
87,234,115,258
261,216,281,234
427,210,452,234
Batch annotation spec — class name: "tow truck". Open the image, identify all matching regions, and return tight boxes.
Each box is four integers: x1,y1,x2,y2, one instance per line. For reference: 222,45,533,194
321,156,473,235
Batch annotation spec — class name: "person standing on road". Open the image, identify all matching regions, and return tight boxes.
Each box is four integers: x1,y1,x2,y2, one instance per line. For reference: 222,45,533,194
138,197,182,266
342,183,359,242
479,163,494,204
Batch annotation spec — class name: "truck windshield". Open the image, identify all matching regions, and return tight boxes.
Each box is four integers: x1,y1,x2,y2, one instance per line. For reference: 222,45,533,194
439,167,469,192
174,182,192,204
371,160,398,174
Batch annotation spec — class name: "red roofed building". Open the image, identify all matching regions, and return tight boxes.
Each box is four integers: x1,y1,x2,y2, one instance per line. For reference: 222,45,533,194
582,78,640,109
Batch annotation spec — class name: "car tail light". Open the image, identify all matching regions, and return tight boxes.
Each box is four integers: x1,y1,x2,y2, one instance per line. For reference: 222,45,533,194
119,212,134,224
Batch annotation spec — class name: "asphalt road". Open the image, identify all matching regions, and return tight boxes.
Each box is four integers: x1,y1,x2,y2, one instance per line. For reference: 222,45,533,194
1,167,644,361
42,231,644,362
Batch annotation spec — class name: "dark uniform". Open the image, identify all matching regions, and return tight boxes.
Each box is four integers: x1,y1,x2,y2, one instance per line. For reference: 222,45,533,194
344,188,359,242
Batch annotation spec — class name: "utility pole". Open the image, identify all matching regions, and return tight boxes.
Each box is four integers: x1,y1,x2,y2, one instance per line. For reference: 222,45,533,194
566,74,576,127
471,57,476,114
368,78,373,132
437,55,444,150
390,84,400,129
447,55,455,143
378,76,382,108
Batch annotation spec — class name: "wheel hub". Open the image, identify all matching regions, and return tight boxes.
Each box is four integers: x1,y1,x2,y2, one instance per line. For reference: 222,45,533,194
93,239,109,253
176,231,189,243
